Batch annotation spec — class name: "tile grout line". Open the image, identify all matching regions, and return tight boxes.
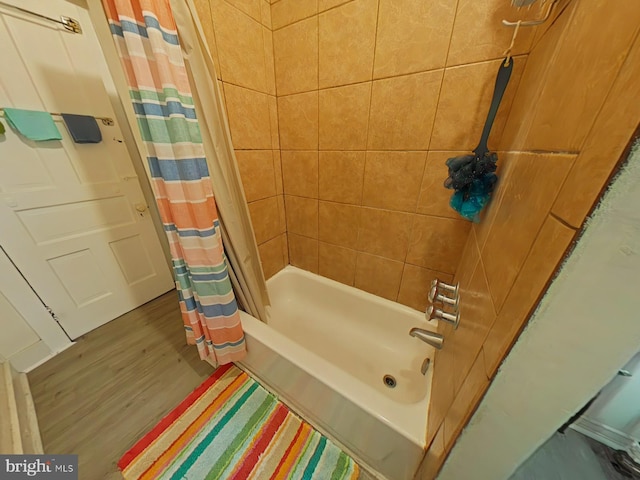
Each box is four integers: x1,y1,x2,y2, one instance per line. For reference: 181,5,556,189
207,1,224,86
276,53,530,99
405,0,461,279
285,194,465,222
220,79,275,99
274,148,495,153
543,25,640,218
357,0,382,276
271,0,356,32
259,4,276,204
444,53,528,70
412,152,430,221
316,9,320,273
424,0,461,154
289,236,458,302
265,4,286,267
307,234,456,277
259,8,269,95
269,1,288,264
221,0,265,26
482,200,550,318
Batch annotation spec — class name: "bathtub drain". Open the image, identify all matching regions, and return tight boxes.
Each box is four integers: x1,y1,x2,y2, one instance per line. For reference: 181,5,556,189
383,375,397,389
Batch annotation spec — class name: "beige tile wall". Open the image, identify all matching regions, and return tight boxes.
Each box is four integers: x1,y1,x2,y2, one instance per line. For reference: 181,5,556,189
271,0,531,313
422,1,640,478
188,2,640,479
193,0,288,279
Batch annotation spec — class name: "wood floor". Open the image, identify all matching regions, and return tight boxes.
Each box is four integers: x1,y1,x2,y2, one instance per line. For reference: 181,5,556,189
28,292,214,479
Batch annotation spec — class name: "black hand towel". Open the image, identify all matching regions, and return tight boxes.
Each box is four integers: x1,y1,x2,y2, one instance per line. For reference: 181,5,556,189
61,113,102,144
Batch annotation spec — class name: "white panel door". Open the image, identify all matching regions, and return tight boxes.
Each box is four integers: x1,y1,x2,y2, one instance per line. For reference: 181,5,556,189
0,0,174,339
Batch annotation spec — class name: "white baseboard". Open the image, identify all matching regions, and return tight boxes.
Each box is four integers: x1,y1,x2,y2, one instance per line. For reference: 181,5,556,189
571,416,637,451
9,341,53,373
9,340,75,373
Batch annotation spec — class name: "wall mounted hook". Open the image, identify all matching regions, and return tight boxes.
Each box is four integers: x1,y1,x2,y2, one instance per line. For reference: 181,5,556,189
503,0,558,27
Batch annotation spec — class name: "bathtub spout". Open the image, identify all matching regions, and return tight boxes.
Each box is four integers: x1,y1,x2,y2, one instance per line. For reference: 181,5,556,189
409,328,444,350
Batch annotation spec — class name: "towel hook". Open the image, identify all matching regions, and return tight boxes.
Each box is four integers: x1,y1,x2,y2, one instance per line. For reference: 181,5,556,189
502,0,558,27
503,20,521,66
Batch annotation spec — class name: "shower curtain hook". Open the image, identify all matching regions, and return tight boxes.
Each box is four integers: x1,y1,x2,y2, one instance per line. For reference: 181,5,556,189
504,20,521,66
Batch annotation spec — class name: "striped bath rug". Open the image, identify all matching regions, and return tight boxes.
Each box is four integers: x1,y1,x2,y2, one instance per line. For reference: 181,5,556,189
118,363,360,479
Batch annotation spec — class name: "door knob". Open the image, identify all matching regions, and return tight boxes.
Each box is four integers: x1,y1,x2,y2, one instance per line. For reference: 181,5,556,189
135,203,148,217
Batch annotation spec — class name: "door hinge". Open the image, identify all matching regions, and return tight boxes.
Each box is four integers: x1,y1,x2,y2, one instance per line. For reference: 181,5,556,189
43,304,72,341
45,305,60,321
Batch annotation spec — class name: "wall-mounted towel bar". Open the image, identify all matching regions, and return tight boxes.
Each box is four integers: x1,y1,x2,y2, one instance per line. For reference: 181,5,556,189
0,1,82,33
0,109,114,126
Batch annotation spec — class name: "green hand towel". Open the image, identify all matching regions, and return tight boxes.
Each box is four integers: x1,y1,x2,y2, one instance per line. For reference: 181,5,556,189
0,120,5,135
3,108,62,141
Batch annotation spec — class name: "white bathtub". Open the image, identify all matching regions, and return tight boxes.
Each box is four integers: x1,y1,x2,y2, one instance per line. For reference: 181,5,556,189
238,266,437,480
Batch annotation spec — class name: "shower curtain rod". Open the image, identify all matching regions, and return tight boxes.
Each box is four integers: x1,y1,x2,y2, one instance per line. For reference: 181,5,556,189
0,1,82,34
0,108,114,126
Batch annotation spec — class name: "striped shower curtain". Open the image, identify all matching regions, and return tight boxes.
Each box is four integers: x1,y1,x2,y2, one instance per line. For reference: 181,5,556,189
102,0,246,364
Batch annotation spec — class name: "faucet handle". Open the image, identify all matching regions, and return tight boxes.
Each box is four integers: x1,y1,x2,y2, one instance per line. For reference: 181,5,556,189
431,279,460,297
428,285,460,310
427,305,460,329
428,285,437,303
